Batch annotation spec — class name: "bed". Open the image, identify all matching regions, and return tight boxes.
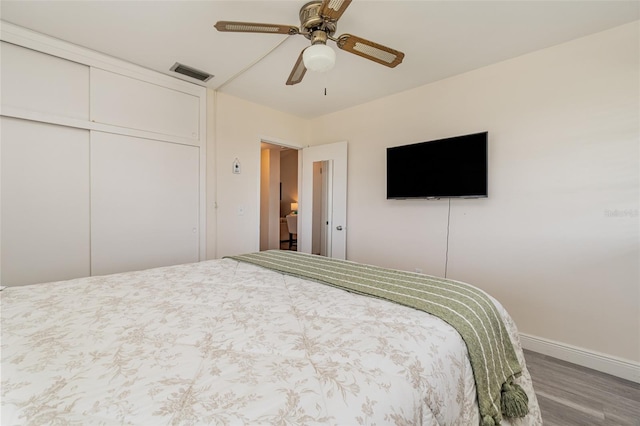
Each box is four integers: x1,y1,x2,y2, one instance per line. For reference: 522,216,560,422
1,250,542,425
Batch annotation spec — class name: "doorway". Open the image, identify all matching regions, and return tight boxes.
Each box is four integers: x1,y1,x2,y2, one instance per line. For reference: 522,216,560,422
260,140,348,259
259,142,299,251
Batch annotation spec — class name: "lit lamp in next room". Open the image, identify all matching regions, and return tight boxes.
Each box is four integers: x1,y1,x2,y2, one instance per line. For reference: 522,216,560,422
290,202,298,215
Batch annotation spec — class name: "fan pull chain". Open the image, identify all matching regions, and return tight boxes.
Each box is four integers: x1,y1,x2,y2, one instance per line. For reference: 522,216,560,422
323,72,329,96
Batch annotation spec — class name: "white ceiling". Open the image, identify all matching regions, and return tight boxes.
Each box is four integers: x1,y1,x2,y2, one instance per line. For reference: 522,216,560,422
1,1,638,119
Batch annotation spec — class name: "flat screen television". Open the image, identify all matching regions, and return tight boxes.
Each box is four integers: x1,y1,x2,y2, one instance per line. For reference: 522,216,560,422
386,132,488,199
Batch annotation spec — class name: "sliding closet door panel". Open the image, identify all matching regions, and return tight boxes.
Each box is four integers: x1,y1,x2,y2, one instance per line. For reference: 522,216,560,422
91,68,199,141
91,132,199,276
1,117,90,286
0,42,89,120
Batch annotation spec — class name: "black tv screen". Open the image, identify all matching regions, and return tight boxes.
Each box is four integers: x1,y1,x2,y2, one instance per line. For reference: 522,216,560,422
387,132,488,199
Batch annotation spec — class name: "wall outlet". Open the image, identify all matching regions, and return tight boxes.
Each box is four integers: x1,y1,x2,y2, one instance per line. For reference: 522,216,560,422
415,268,423,274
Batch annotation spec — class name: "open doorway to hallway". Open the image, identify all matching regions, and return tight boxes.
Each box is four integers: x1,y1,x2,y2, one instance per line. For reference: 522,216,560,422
259,142,299,252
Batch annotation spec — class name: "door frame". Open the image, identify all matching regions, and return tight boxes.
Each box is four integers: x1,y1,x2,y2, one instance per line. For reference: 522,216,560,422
256,138,347,259
257,136,303,252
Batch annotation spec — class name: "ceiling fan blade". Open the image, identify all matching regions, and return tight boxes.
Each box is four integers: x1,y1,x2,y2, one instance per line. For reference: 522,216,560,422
336,34,404,68
286,49,307,86
214,21,299,35
320,0,352,21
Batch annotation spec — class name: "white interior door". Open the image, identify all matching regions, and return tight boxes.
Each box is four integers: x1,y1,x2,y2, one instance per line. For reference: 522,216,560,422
1,117,90,286
300,141,347,259
91,132,200,275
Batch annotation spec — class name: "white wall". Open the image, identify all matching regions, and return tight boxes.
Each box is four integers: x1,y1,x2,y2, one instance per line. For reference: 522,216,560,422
209,91,308,258
308,22,639,363
259,148,281,250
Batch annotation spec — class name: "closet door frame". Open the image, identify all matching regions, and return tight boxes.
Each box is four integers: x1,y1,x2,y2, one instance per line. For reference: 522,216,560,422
1,22,208,282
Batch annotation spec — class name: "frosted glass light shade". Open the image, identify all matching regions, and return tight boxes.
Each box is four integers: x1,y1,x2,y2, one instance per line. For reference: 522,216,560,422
303,44,336,72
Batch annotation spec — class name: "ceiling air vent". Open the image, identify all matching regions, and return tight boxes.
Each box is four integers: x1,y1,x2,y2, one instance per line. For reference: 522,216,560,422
170,62,213,82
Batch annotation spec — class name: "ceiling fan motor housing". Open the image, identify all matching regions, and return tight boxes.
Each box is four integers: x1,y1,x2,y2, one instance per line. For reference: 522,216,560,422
300,0,337,39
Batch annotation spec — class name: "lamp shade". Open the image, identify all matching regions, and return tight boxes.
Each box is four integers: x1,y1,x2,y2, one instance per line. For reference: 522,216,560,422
303,44,336,72
291,202,298,212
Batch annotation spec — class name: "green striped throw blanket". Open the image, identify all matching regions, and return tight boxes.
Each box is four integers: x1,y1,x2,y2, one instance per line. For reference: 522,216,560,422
228,250,528,426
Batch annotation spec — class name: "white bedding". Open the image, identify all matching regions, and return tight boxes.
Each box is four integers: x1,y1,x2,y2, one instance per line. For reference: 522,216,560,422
1,257,542,425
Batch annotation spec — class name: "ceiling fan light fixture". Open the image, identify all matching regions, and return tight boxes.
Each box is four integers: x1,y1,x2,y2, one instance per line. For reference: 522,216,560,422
303,44,336,72
215,0,405,85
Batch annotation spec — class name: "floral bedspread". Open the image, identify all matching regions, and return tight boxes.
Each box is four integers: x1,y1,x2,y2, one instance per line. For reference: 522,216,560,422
1,258,541,425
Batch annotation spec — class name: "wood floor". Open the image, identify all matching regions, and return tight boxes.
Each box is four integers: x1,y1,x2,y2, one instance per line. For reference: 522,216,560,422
523,349,640,425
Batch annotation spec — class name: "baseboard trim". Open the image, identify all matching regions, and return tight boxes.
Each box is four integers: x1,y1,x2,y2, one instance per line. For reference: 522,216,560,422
519,333,640,384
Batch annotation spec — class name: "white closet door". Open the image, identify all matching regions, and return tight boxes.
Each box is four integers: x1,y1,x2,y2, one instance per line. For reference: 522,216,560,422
1,117,90,286
91,132,199,276
91,68,199,141
0,42,89,120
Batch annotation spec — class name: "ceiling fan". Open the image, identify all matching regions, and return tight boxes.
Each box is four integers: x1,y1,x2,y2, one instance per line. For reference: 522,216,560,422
214,0,405,86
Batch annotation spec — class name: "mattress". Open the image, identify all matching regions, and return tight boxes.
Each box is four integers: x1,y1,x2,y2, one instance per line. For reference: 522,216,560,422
1,255,542,425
